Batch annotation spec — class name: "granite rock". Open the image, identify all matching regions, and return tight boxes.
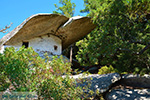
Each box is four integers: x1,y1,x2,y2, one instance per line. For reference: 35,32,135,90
69,73,121,96
121,74,150,88
106,89,150,100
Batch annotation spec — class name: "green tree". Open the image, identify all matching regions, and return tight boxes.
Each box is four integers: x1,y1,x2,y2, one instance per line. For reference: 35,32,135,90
76,0,150,74
53,0,76,17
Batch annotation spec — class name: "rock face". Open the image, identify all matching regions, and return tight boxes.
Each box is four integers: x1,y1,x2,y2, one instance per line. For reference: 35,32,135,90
106,89,150,100
121,74,150,88
64,73,150,99
70,73,121,96
105,74,150,100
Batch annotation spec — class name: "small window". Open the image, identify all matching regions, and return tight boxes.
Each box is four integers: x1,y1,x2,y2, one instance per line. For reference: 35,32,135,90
54,45,58,51
22,42,29,48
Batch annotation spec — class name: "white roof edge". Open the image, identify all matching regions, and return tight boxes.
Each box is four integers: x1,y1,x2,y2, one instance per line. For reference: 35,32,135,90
62,16,85,27
71,16,83,20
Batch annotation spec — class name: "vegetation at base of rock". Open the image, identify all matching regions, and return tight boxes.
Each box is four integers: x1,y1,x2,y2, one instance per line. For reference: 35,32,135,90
0,47,85,99
76,0,150,75
98,65,117,75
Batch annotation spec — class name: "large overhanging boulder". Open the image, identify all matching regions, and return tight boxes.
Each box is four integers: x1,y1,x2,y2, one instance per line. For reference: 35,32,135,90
0,13,96,49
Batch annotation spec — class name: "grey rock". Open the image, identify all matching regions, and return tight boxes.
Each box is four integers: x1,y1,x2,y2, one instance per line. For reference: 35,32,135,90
106,89,150,100
68,73,121,96
87,67,99,74
121,74,150,88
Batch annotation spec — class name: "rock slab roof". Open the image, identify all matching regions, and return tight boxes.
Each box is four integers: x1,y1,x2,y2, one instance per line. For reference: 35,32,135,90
0,13,96,49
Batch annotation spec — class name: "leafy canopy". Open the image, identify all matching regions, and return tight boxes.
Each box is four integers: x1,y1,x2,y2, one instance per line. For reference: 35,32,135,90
76,0,150,74
53,0,76,17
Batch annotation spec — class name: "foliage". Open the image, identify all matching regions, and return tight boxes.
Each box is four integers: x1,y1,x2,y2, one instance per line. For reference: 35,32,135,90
38,75,83,100
0,55,10,91
53,0,76,17
76,0,150,74
47,55,72,76
98,65,117,75
0,47,39,91
0,47,84,99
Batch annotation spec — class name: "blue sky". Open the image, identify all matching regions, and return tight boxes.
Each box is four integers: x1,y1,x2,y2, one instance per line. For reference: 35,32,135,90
0,0,86,39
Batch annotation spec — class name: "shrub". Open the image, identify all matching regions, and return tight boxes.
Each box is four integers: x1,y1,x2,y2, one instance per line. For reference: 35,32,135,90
0,47,46,91
98,65,117,75
0,47,83,99
38,75,83,100
49,55,72,76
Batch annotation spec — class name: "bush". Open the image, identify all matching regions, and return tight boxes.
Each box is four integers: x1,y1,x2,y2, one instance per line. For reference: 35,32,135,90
49,55,72,76
98,65,117,75
38,75,83,100
77,0,150,75
0,47,44,91
0,47,83,99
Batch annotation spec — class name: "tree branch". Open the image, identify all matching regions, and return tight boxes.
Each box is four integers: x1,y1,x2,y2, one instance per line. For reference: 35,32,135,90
0,23,12,33
113,43,150,56
137,43,150,55
129,40,147,45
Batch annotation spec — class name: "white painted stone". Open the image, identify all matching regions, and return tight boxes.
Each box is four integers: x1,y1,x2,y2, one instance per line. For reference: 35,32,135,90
0,46,4,53
5,42,22,50
1,34,62,56
29,35,62,56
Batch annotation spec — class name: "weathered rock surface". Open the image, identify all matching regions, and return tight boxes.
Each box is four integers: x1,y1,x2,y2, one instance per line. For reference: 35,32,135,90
105,74,150,100
63,73,150,99
121,74,150,88
106,89,150,100
69,73,121,96
87,67,99,74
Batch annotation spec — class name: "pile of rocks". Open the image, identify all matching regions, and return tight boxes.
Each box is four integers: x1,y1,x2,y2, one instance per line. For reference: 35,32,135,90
70,73,150,100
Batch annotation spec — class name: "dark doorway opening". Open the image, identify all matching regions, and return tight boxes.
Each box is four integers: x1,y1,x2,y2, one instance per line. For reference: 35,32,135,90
22,42,29,48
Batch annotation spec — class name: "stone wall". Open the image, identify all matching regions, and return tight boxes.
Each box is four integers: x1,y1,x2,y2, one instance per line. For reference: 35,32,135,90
29,35,62,56
0,34,62,56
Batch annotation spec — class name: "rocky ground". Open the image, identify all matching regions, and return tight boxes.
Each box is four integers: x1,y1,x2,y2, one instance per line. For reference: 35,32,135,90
69,73,150,100
3,72,150,100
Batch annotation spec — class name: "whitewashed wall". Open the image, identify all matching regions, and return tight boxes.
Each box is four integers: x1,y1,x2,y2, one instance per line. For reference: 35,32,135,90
29,35,62,56
0,46,4,53
1,35,62,56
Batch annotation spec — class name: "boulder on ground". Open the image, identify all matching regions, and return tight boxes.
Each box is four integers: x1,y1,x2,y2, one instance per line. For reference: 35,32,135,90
121,74,150,88
106,89,150,100
68,73,121,96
